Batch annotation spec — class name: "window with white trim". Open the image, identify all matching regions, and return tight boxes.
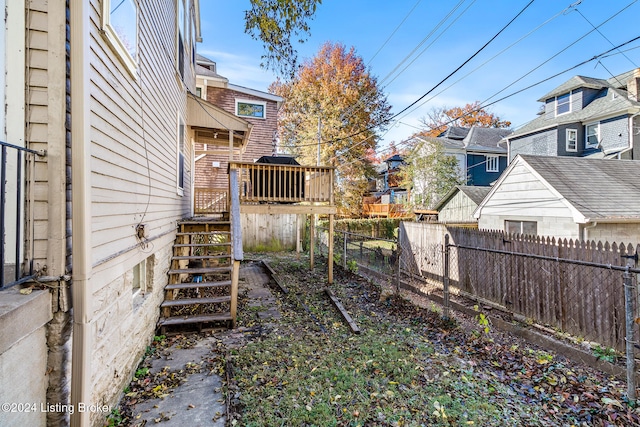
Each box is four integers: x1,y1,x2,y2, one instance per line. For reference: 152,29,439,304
176,0,186,80
101,0,138,76
566,128,577,152
236,99,266,119
485,155,499,172
177,116,185,196
585,123,599,149
132,258,147,295
505,220,537,235
556,92,570,115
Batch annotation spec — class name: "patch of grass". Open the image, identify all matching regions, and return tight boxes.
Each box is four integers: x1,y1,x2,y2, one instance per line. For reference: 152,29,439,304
230,319,542,426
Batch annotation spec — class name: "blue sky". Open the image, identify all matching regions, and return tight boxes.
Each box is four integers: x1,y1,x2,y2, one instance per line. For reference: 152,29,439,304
198,0,640,154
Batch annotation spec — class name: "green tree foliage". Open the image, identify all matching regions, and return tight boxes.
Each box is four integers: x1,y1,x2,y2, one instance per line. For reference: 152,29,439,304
270,42,392,216
399,136,463,209
244,0,322,77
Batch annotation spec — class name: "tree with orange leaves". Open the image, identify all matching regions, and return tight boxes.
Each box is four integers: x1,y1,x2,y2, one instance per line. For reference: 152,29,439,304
420,101,511,137
270,42,392,215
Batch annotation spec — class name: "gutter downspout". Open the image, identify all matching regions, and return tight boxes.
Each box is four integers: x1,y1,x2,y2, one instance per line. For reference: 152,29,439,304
70,1,92,426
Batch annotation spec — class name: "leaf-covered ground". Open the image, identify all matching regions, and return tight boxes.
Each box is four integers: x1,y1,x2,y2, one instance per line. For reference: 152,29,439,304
228,253,640,427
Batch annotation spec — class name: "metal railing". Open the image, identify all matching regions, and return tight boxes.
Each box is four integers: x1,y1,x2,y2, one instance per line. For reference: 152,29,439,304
1,141,45,289
229,161,334,204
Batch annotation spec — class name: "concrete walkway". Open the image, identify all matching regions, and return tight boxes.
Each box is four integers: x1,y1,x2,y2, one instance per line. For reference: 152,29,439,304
126,261,280,426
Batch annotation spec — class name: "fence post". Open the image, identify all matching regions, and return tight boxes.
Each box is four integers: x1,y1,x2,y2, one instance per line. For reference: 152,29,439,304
443,234,450,319
396,226,401,293
343,230,347,269
623,251,637,404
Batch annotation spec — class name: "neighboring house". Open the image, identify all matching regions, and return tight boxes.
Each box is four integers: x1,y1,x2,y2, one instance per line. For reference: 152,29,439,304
433,185,491,225
363,154,409,217
474,155,640,244
437,126,512,186
0,1,215,426
506,68,640,161
194,54,283,191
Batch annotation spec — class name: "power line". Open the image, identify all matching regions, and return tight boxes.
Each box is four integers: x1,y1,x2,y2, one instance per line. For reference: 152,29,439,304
294,0,535,149
396,0,579,122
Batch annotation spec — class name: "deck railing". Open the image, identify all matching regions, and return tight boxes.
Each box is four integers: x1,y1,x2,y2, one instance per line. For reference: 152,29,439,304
1,141,44,289
229,161,334,204
362,203,408,218
194,188,228,214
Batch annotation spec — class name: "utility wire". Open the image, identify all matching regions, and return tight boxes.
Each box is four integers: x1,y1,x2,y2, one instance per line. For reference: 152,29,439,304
396,0,579,122
333,38,640,169
295,0,535,148
367,0,423,66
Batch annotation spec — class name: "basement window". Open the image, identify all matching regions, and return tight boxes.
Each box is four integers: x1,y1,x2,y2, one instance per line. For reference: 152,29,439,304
133,255,155,308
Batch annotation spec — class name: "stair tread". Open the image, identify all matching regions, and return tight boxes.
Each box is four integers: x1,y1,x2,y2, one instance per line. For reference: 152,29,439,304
161,296,231,307
158,313,232,326
173,243,231,247
165,280,232,290
171,254,231,261
178,220,231,225
177,230,230,234
168,266,232,275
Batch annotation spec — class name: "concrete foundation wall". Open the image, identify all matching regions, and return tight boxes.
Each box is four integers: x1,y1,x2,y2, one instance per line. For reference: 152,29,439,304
87,239,173,426
586,223,640,246
0,289,52,427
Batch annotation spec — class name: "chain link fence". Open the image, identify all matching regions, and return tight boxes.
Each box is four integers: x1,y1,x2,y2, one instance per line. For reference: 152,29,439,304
316,226,398,279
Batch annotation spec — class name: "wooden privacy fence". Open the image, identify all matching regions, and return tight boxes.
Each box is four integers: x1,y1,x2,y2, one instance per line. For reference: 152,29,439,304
400,222,640,353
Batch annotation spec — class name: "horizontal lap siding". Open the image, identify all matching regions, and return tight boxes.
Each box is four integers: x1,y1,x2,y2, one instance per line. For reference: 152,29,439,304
205,87,276,161
89,0,190,265
27,5,51,270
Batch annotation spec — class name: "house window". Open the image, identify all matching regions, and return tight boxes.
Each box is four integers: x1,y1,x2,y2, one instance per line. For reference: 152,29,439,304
132,258,147,295
196,87,202,98
236,100,266,119
101,0,138,76
505,220,537,235
177,117,185,196
585,123,599,149
177,0,186,80
556,92,570,115
566,129,577,152
485,155,499,172
133,255,155,307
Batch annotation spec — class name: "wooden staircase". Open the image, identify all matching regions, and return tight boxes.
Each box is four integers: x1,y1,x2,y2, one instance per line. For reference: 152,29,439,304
158,218,238,334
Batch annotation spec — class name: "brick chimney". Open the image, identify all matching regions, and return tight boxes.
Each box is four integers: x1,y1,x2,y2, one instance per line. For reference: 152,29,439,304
627,68,640,101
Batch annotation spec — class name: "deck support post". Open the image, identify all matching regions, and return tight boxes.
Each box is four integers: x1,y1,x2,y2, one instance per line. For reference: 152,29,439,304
328,213,334,284
230,260,240,327
296,214,302,259
309,214,315,269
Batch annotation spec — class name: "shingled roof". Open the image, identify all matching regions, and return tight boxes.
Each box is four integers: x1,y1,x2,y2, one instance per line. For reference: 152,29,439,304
519,155,640,221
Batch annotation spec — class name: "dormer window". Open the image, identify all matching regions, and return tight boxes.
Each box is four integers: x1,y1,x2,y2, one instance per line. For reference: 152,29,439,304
556,92,570,115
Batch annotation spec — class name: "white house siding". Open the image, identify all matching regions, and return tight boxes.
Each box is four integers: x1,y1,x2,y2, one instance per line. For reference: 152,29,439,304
438,191,478,223
477,163,581,239
85,0,195,422
509,128,557,161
